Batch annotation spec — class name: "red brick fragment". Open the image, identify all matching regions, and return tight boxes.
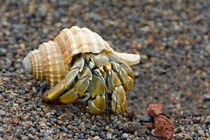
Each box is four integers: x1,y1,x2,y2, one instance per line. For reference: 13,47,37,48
147,38,153,44
154,115,174,140
0,34,3,41
10,118,19,125
132,44,141,49
204,81,210,88
170,96,178,102
147,104,163,117
185,91,192,97
99,10,106,16
142,122,154,129
17,49,23,55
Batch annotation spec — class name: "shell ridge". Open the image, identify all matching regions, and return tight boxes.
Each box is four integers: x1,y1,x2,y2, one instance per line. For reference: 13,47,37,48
65,28,78,59
83,28,101,53
39,41,66,86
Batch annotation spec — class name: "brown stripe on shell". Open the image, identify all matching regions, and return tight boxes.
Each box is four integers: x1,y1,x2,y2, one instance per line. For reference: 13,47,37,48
39,41,66,87
28,50,44,81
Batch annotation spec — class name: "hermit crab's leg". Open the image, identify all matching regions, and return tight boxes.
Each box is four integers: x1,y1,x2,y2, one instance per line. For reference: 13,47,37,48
111,86,127,114
108,54,134,78
87,69,106,114
58,67,92,104
42,56,85,102
111,61,133,91
108,54,134,91
105,69,127,115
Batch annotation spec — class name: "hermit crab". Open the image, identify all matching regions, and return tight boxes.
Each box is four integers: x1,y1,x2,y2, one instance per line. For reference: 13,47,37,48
23,26,140,115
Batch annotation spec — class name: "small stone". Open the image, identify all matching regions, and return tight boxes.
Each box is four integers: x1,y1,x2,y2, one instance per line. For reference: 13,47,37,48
0,34,3,41
141,55,148,60
0,48,7,56
132,44,141,49
58,120,62,125
105,125,109,131
154,115,174,140
93,136,100,140
198,130,205,137
142,122,154,129
32,87,37,94
175,133,185,140
147,37,154,44
28,134,34,139
16,49,23,55
185,91,192,97
203,93,210,101
106,133,112,139
127,112,136,121
95,115,103,121
0,128,5,134
10,118,19,125
122,133,128,139
139,115,153,122
147,104,163,117
21,135,28,140
204,81,210,88
122,122,136,134
67,134,73,138
0,110,5,116
189,127,194,132
205,115,210,125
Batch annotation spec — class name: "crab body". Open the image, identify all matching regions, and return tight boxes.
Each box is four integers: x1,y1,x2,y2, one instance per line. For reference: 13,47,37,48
23,26,140,115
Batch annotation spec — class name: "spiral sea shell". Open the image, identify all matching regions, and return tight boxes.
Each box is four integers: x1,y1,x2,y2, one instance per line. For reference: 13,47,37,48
23,26,140,87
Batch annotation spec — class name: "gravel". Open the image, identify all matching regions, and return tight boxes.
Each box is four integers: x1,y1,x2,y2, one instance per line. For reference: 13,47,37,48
0,0,209,139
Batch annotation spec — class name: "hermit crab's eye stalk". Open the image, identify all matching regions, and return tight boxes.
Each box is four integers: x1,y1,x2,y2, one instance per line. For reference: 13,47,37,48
22,56,32,74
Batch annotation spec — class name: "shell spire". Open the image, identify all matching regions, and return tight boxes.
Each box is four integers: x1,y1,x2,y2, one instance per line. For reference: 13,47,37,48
23,26,140,87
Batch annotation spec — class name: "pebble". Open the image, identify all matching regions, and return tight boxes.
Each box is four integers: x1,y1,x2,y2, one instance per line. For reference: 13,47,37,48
0,110,5,116
189,126,194,132
106,133,112,139
198,130,205,137
147,104,163,117
154,115,174,140
0,128,5,134
105,125,109,131
93,136,100,140
139,115,153,122
0,48,7,56
142,122,153,129
122,133,129,139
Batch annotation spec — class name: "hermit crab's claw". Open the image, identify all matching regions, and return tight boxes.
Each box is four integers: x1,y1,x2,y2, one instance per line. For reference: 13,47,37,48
42,69,78,102
111,86,127,114
111,61,134,91
88,93,106,114
106,69,127,115
108,53,134,78
58,67,92,104
42,57,85,103
87,69,106,114
108,54,134,91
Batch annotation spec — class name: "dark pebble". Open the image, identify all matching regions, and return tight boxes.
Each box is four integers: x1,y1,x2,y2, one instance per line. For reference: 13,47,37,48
139,115,153,123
